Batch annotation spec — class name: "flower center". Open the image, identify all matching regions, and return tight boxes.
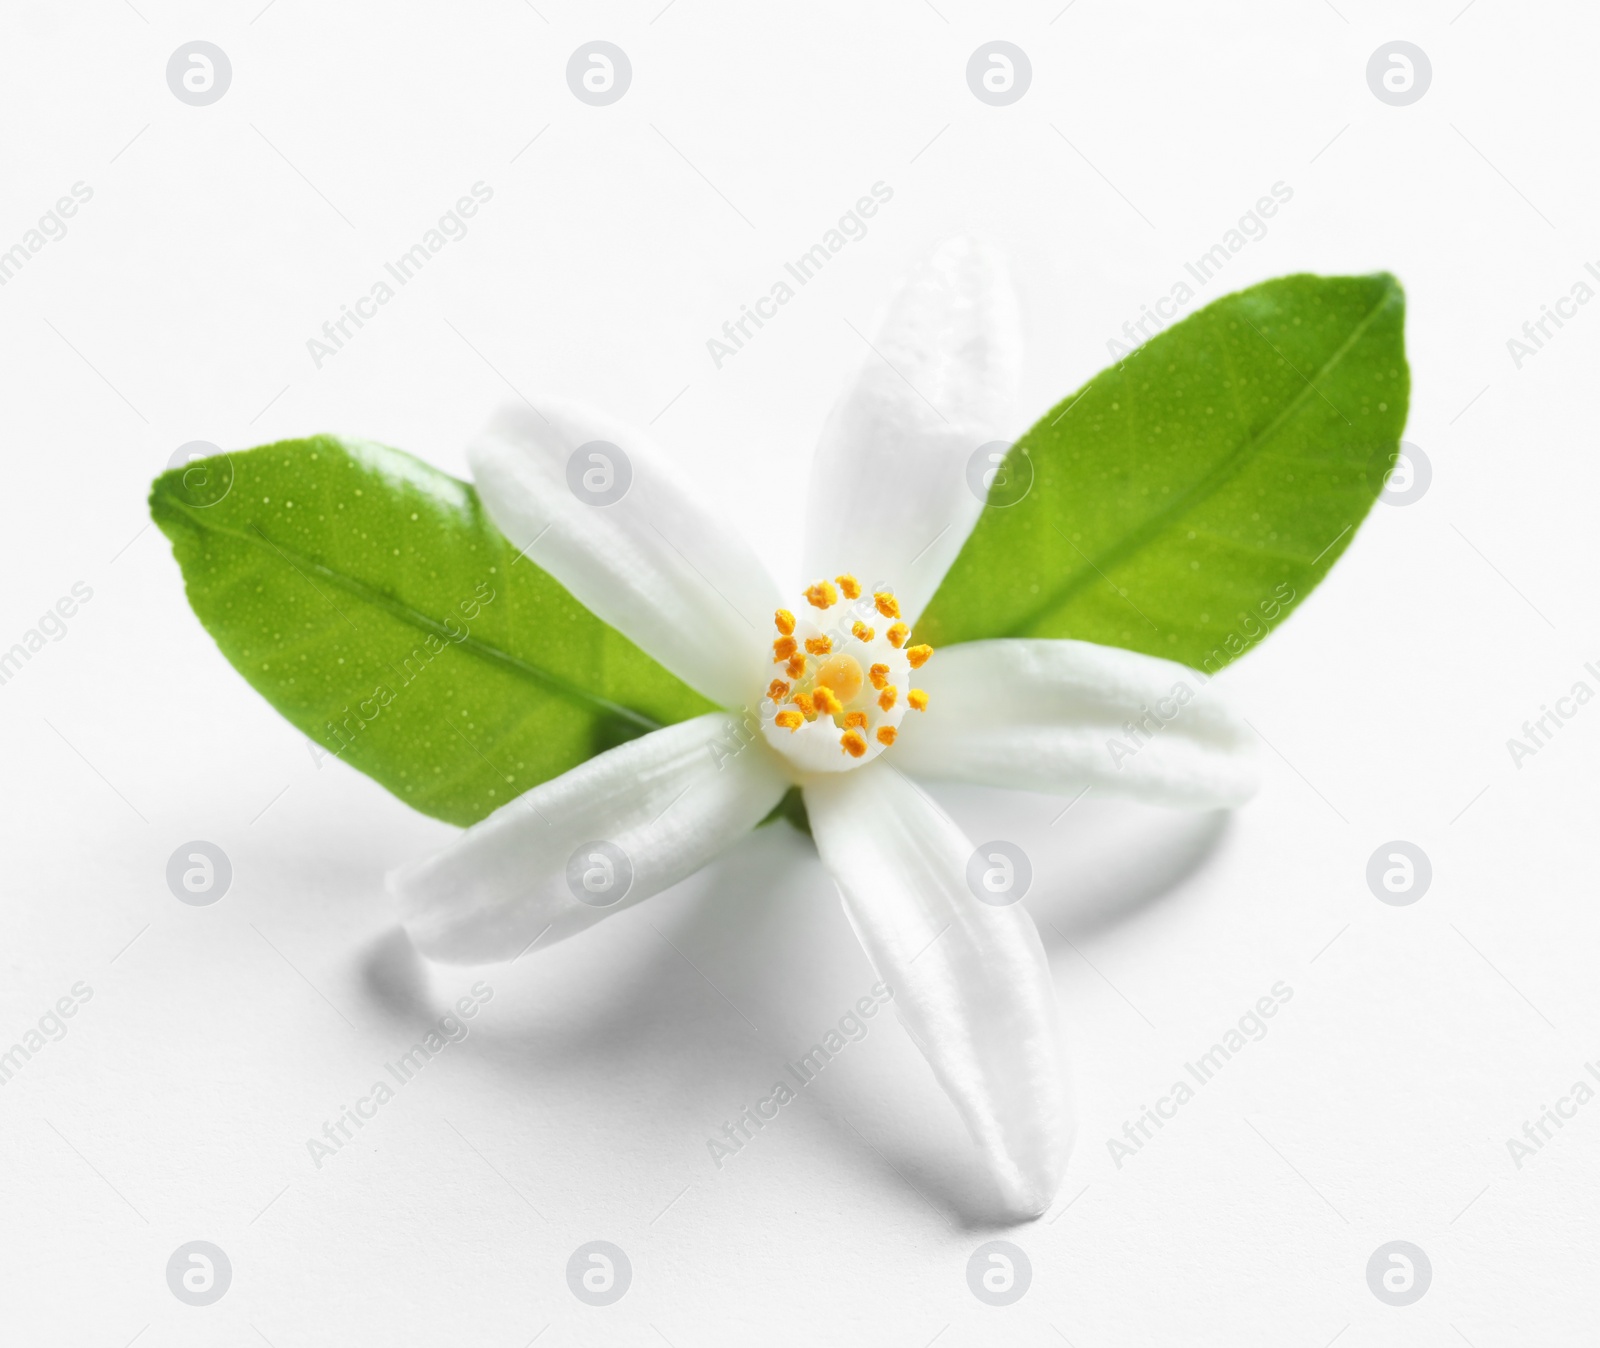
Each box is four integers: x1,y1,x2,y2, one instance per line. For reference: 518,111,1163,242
759,573,932,774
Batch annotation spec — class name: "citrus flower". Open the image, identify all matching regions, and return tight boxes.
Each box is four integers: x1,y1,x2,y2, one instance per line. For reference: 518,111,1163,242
390,238,1258,1217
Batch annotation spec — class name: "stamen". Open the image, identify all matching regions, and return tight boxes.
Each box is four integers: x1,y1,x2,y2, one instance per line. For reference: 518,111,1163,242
908,689,929,712
851,621,875,643
804,580,839,609
775,710,803,732
791,691,815,717
836,574,861,600
812,686,844,717
772,635,797,662
767,679,790,702
906,644,933,669
873,592,900,619
774,608,795,636
786,654,807,679
804,635,833,657
886,622,909,648
844,711,867,730
876,725,896,747
878,686,897,712
840,730,867,757
868,663,890,690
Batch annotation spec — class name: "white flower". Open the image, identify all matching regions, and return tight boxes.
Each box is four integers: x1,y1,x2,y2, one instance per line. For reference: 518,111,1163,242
390,238,1257,1217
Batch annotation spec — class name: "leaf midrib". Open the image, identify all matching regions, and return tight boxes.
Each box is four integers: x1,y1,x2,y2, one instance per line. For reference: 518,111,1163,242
157,493,665,732
1006,279,1398,638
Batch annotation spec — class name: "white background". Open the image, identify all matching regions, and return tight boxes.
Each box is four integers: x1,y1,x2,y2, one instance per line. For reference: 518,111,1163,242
2,2,1596,1344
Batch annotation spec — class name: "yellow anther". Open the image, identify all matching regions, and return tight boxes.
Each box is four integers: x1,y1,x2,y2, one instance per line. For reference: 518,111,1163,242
873,592,900,620
786,653,807,679
805,580,839,609
804,635,833,657
774,608,795,636
814,653,864,705
875,725,897,747
844,711,868,730
878,686,897,712
906,644,933,670
851,621,876,643
886,622,909,648
836,574,861,600
868,663,890,691
773,635,797,662
908,688,929,712
791,691,816,717
775,710,803,733
812,686,844,717
767,679,790,702
840,730,867,758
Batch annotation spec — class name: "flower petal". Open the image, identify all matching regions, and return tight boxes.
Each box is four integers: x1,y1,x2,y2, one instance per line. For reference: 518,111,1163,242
801,237,1022,626
470,399,780,708
804,761,1071,1217
892,639,1258,807
392,713,790,963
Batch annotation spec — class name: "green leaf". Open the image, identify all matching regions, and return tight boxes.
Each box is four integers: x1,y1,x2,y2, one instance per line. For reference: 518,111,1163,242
917,273,1409,672
151,437,716,827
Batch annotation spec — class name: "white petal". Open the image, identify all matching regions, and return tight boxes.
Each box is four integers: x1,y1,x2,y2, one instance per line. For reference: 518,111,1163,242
470,399,779,708
893,639,1258,807
804,762,1071,1217
391,713,790,964
801,237,1022,626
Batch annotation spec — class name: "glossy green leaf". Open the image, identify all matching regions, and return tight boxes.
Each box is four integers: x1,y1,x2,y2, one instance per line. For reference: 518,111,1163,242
917,273,1408,672
150,437,715,826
